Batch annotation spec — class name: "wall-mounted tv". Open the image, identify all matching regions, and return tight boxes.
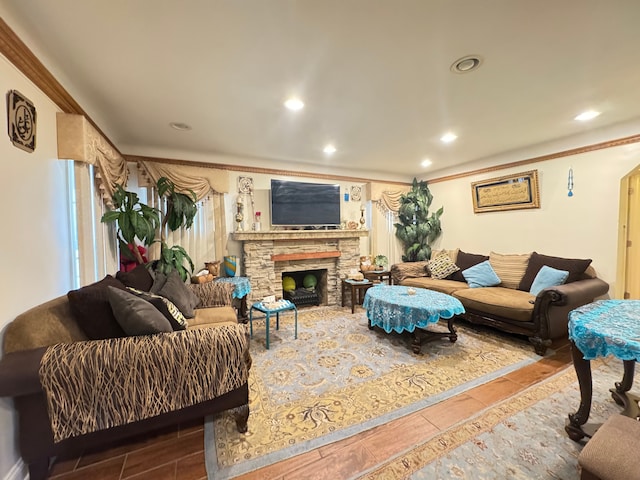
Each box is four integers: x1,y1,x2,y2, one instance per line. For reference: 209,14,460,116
270,179,341,227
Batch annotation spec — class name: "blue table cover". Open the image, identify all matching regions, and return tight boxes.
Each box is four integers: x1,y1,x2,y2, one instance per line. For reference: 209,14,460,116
215,276,251,299
568,299,640,361
363,285,465,334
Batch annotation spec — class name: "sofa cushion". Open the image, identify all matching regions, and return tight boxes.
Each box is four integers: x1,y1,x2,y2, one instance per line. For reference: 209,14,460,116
447,251,489,282
427,254,460,279
529,266,569,296
67,275,127,340
116,264,154,291
127,287,188,330
431,248,459,262
462,260,501,288
518,252,592,291
390,260,430,283
489,252,531,289
107,287,173,336
453,287,535,322
151,270,200,318
401,277,468,296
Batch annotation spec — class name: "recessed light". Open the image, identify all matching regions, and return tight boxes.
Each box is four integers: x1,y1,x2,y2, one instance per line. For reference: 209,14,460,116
284,98,305,111
574,110,601,121
440,132,458,143
323,144,336,155
421,159,432,168
169,122,192,131
450,55,483,74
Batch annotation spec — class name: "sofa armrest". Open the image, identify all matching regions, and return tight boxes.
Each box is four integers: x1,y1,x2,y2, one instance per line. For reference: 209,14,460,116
0,347,47,397
188,281,235,308
533,277,610,340
390,261,430,284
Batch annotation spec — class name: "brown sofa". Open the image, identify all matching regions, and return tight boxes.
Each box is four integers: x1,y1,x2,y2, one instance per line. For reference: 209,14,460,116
0,266,251,480
391,249,609,355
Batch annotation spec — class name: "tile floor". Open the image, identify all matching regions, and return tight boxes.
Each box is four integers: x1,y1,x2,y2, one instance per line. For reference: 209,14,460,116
48,338,573,480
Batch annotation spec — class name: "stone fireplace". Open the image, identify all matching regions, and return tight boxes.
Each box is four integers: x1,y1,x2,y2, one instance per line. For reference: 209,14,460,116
232,230,368,306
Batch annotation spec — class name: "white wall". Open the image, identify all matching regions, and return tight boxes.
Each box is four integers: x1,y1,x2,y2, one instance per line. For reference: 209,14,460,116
428,141,640,295
0,55,73,478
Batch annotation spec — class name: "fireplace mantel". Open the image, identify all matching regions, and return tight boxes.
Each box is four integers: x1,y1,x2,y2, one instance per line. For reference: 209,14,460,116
232,229,368,241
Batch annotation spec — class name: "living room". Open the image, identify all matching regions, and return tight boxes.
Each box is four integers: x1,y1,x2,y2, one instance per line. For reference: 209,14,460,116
1,2,640,479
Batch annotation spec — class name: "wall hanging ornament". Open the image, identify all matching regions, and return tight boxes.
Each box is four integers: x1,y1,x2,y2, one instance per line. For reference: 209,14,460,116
567,168,574,197
6,90,37,152
223,255,237,277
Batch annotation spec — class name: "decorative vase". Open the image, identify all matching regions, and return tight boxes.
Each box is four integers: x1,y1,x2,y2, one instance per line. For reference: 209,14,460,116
223,255,237,277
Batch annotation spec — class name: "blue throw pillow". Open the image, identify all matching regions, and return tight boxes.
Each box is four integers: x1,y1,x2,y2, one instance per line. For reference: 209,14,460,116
462,260,501,288
529,265,569,296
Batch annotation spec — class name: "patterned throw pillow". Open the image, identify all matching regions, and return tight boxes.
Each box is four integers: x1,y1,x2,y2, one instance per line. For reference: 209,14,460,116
427,254,460,279
127,287,188,330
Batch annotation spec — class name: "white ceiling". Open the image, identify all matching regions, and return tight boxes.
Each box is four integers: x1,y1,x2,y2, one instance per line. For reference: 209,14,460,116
4,0,640,181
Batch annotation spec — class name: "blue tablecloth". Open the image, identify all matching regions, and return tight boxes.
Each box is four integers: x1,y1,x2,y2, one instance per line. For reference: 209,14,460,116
215,276,251,299
568,299,640,361
363,285,465,334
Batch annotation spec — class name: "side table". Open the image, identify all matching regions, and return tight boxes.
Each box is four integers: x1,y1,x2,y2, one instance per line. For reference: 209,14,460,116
565,299,640,441
341,279,373,313
249,300,298,350
214,276,251,321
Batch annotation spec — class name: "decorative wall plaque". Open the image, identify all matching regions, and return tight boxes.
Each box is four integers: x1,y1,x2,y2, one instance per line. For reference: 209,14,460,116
238,176,254,194
471,170,540,213
350,185,362,201
6,90,37,153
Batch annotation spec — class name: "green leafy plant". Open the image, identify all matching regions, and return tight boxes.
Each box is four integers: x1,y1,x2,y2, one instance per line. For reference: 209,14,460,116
374,255,388,269
100,185,160,264
101,177,198,281
394,178,443,262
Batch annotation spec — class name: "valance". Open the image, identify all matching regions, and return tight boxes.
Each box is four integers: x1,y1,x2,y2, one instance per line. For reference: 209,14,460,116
137,161,230,200
56,113,127,203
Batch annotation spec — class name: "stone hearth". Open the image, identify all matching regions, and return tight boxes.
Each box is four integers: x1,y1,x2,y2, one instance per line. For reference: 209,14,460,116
232,230,368,306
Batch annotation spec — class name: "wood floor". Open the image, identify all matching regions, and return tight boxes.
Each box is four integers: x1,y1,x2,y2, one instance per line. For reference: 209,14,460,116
48,337,573,480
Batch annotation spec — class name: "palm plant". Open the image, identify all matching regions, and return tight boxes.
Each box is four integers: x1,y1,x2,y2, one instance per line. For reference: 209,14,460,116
394,178,443,262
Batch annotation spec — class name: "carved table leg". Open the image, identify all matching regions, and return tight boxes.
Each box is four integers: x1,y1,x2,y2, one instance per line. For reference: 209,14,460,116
610,360,640,419
411,317,458,354
565,340,594,441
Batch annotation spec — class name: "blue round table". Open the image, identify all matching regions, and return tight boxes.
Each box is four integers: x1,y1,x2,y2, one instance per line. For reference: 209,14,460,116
565,299,640,441
363,285,465,353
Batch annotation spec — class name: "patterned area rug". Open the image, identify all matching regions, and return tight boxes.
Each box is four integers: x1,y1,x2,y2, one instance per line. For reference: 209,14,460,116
359,358,624,479
205,307,546,479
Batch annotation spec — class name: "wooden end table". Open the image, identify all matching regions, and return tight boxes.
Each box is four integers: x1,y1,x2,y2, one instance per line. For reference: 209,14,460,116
341,279,373,313
361,269,392,285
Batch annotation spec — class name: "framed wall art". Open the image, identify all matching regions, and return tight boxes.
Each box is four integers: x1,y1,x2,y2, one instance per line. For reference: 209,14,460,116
6,90,37,153
471,170,540,213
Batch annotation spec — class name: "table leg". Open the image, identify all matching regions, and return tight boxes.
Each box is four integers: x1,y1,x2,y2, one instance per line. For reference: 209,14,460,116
610,360,640,419
294,307,298,339
351,284,356,314
249,308,254,338
341,281,346,308
276,312,280,330
265,313,270,350
411,317,458,354
565,340,594,441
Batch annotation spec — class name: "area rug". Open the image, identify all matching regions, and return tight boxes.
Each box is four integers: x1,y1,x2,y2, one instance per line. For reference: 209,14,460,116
358,358,625,479
205,307,547,479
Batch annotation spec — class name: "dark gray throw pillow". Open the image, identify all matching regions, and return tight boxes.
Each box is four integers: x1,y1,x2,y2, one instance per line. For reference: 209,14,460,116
107,286,173,336
126,287,188,330
151,270,200,318
446,251,489,283
518,252,592,292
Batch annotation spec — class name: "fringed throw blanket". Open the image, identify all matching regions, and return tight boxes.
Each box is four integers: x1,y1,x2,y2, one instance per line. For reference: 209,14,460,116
39,324,250,443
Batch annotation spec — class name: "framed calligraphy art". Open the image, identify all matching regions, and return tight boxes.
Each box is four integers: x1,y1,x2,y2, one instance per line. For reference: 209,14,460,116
471,170,540,213
6,90,37,153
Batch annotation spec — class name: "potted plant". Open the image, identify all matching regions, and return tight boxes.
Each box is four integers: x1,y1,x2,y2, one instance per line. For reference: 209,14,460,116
394,177,443,262
374,255,388,270
101,177,198,281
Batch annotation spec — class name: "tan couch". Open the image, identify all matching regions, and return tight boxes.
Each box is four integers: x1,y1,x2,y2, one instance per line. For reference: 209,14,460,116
391,249,609,355
0,269,251,480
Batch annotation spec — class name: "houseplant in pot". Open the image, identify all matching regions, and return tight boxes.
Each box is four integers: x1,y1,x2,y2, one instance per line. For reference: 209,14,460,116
394,177,443,262
101,177,198,281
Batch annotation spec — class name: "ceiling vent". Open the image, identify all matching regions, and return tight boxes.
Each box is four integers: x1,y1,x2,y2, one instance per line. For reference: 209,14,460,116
450,55,483,74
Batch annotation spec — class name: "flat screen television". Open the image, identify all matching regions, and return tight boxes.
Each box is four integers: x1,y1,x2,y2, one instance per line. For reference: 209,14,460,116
270,179,341,227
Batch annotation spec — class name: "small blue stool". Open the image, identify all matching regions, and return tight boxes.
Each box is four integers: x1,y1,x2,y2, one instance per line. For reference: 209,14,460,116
249,300,298,349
